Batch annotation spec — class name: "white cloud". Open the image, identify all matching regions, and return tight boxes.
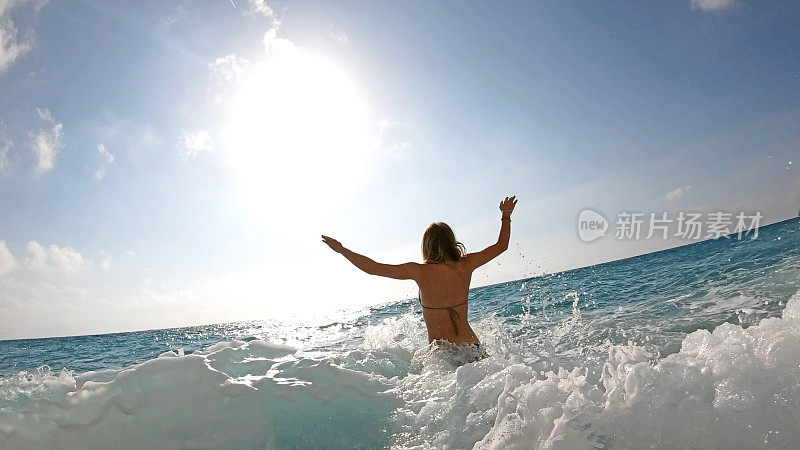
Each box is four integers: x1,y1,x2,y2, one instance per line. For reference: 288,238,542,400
45,243,85,271
332,31,349,45
24,240,88,272
0,15,30,74
211,54,251,85
180,129,213,159
664,184,692,201
206,27,298,99
99,250,112,271
98,143,114,164
159,2,186,29
96,113,160,160
23,239,46,268
94,143,114,180
691,0,734,11
377,118,391,142
0,240,15,275
29,107,63,174
389,141,414,160
0,1,47,16
0,136,10,174
376,117,415,160
208,54,252,104
245,0,279,25
0,239,102,339
263,27,297,56
0,0,47,74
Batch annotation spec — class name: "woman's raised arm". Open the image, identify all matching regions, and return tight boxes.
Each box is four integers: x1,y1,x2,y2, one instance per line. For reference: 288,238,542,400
321,235,421,280
463,196,517,270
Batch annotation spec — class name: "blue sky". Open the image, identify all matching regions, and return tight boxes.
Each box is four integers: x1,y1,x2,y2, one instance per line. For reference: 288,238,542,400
0,0,798,339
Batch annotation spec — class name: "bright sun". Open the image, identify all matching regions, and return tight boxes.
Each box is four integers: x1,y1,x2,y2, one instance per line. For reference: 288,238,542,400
223,49,372,220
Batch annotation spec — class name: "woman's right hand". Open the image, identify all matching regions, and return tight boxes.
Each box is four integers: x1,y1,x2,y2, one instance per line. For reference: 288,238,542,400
321,235,345,253
500,196,517,216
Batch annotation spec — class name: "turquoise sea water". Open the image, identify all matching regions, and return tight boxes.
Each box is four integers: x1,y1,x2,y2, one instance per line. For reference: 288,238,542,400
2,218,800,448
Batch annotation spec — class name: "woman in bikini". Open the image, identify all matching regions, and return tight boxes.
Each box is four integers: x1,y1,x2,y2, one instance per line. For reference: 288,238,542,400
321,196,516,358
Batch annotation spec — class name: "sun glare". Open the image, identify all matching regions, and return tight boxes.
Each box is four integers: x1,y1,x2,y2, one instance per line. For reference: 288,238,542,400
223,51,372,221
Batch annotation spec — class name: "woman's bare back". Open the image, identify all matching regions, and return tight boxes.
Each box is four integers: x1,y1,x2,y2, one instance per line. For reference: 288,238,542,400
417,259,480,344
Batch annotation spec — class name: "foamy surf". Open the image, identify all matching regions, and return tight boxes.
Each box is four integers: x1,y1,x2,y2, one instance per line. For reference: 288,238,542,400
1,289,799,448
1,340,398,448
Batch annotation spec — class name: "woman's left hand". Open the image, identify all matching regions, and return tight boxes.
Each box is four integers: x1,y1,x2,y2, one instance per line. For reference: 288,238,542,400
321,235,345,253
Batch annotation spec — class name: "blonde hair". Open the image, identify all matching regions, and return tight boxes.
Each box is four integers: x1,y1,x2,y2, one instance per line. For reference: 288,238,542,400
422,222,465,263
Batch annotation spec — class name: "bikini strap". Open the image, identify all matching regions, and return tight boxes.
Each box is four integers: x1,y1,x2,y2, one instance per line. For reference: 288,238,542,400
418,290,468,335
419,298,469,309
419,299,468,309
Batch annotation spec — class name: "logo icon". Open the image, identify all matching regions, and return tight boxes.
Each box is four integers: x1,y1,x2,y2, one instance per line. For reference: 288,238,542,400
577,209,608,242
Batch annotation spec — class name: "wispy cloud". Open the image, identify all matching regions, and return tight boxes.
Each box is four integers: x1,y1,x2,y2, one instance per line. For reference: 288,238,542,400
0,240,15,275
0,0,47,74
98,143,114,164
0,240,120,339
263,27,296,56
211,54,251,84
209,54,252,103
390,141,414,159
29,107,63,174
664,184,692,201
94,143,115,180
23,240,89,272
332,31,349,45
376,117,415,160
245,0,280,25
99,250,112,271
0,17,31,74
158,2,187,29
691,0,734,12
0,239,108,275
0,135,10,175
180,129,212,160
96,112,160,162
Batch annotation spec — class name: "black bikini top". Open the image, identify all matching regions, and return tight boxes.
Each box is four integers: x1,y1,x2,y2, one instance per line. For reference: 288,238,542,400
418,289,468,335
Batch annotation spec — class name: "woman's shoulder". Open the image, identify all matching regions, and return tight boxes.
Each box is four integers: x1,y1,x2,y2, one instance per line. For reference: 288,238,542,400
420,259,471,274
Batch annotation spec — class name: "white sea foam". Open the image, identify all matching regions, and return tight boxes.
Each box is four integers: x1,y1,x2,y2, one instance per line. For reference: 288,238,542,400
0,340,398,449
2,291,800,448
389,290,800,449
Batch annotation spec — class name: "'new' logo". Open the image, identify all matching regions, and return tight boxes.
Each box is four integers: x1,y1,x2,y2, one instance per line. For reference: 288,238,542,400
577,209,608,242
